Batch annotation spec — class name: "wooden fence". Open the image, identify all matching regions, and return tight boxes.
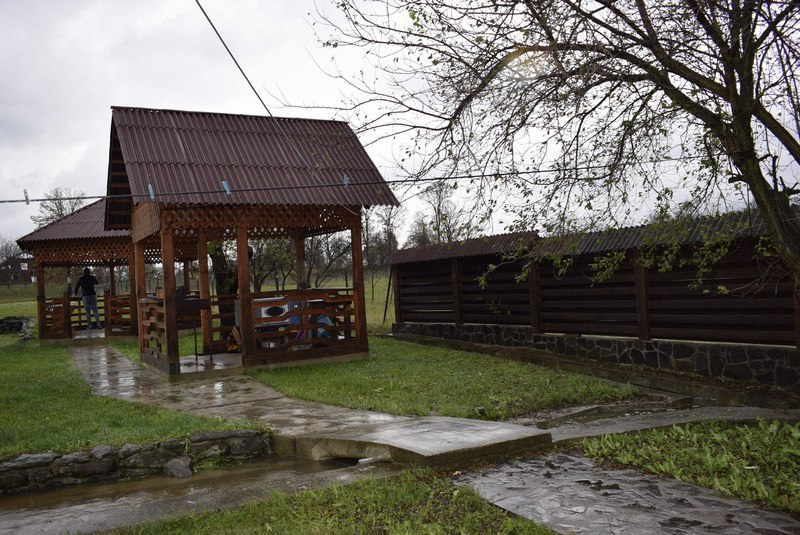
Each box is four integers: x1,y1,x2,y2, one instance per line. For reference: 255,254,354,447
394,240,799,348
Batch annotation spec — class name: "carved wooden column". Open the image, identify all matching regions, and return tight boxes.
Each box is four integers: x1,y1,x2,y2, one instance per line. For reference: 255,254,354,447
134,241,146,351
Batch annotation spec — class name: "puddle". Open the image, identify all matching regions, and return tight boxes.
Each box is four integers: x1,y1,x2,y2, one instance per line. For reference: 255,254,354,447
0,456,396,534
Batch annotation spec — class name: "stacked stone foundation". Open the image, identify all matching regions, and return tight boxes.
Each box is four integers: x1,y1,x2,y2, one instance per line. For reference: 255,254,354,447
392,323,800,391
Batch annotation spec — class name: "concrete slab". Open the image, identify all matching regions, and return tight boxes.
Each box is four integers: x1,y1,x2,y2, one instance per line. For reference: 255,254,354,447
289,416,551,465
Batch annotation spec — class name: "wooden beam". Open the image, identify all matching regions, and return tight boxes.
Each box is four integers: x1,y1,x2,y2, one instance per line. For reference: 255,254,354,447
197,230,212,354
108,266,116,295
128,244,138,335
237,225,255,359
161,227,180,373
292,230,305,288
350,216,368,347
794,289,800,350
183,261,191,292
135,241,146,350
35,261,45,339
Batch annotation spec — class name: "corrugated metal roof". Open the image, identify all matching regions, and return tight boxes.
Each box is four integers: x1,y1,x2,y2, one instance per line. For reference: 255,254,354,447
390,208,786,264
17,199,130,249
390,232,539,264
110,106,399,209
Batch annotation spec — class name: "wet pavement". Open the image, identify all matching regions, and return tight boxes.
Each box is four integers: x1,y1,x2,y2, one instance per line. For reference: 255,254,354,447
459,453,800,534
3,343,798,534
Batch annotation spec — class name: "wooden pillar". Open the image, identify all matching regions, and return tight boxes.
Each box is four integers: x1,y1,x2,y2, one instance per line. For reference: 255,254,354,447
634,255,651,341
529,262,541,334
183,261,191,292
197,230,212,354
350,216,368,347
236,225,255,359
392,264,402,324
293,230,305,288
109,266,117,295
452,258,463,325
161,228,180,373
128,245,138,335
134,241,146,347
35,261,45,339
103,290,111,336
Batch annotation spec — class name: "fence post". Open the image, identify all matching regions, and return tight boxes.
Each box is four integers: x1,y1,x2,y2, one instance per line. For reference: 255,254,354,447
452,258,463,325
634,255,651,340
392,264,402,324
63,292,72,338
529,263,541,333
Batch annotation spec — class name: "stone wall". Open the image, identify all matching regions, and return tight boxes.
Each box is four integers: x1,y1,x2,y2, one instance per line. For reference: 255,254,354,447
0,429,271,494
393,323,800,391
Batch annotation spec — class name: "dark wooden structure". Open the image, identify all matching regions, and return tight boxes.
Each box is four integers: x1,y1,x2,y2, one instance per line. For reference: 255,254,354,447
391,216,800,349
16,199,136,338
106,107,397,374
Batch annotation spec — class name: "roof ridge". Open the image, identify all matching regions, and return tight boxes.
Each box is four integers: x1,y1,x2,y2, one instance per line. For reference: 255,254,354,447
111,106,350,125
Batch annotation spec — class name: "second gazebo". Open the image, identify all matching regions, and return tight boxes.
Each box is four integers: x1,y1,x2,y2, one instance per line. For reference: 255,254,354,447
105,106,398,375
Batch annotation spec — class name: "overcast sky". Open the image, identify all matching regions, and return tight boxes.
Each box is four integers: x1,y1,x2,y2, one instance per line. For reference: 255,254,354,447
0,0,395,242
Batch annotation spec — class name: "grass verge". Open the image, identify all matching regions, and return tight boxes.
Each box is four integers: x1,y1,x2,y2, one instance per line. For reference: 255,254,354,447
0,333,253,460
250,337,639,420
582,420,800,513
113,468,549,534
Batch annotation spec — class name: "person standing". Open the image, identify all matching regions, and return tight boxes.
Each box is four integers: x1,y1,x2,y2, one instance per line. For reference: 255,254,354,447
74,267,101,329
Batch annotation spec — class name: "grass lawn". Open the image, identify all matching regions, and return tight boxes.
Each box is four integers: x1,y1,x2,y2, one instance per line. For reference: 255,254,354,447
582,420,800,513
114,468,549,534
250,337,639,420
0,333,254,460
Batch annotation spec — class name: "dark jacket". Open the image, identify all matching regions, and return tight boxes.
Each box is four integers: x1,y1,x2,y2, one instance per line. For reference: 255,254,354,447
74,274,99,296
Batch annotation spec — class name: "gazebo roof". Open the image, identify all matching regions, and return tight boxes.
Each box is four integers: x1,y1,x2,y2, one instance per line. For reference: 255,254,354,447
106,106,398,229
16,199,133,267
17,199,129,250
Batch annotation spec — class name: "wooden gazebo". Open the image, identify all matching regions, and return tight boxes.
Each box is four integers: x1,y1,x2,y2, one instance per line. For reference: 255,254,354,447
16,199,136,338
105,106,398,375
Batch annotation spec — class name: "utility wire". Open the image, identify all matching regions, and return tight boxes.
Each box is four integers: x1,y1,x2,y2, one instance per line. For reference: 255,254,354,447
193,0,359,216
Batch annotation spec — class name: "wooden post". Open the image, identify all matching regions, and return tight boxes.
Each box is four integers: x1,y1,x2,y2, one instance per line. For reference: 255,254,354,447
452,258,463,325
392,263,402,324
109,266,117,295
634,256,651,341
161,227,179,373
128,245,138,335
197,230,212,354
236,225,255,359
183,261,191,292
63,291,72,337
103,290,111,336
35,261,45,339
134,241,146,350
529,262,541,334
293,230,305,288
350,216,368,347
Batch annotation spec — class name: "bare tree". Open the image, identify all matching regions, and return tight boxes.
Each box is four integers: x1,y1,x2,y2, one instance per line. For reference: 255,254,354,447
249,239,294,292
320,1,800,287
305,232,352,287
31,187,86,229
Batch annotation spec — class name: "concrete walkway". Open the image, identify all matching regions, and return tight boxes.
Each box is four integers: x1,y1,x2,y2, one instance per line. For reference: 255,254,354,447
71,346,550,464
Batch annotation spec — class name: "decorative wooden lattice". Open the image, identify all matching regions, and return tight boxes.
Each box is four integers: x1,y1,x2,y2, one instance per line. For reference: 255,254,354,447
30,238,132,267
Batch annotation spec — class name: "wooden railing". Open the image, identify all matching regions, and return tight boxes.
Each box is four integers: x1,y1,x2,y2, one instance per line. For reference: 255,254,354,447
139,298,166,372
69,295,106,331
40,294,71,339
104,292,133,335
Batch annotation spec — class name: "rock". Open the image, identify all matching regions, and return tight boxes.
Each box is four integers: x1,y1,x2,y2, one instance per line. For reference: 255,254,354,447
118,444,142,458
91,445,116,460
3,453,58,469
164,457,193,479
